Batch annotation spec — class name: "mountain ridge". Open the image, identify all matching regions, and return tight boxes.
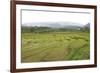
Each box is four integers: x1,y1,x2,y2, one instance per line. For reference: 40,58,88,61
22,22,84,28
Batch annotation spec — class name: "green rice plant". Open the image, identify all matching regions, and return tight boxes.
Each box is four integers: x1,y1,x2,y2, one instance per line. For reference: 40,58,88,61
21,31,90,62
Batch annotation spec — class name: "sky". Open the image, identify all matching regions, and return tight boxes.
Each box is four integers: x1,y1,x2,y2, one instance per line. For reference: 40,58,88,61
22,10,91,26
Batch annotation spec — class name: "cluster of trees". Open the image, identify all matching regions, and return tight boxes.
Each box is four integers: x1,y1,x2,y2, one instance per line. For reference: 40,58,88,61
22,26,51,33
21,23,90,33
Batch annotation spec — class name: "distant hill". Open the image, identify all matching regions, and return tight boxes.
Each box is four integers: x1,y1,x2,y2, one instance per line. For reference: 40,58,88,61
84,23,90,29
22,22,90,32
22,22,84,28
82,23,90,31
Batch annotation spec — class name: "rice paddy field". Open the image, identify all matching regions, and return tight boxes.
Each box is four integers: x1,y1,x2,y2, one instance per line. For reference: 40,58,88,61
21,31,90,63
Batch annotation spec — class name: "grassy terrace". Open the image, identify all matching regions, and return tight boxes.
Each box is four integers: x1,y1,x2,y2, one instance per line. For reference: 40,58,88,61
21,31,90,63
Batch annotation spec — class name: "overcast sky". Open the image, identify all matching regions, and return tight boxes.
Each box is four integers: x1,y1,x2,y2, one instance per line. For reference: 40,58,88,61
22,10,91,25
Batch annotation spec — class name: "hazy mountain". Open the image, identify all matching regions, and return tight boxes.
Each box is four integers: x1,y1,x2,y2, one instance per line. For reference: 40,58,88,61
22,22,84,29
84,23,90,29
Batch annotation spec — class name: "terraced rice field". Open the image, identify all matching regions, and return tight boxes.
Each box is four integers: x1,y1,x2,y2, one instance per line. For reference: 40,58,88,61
21,31,90,63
